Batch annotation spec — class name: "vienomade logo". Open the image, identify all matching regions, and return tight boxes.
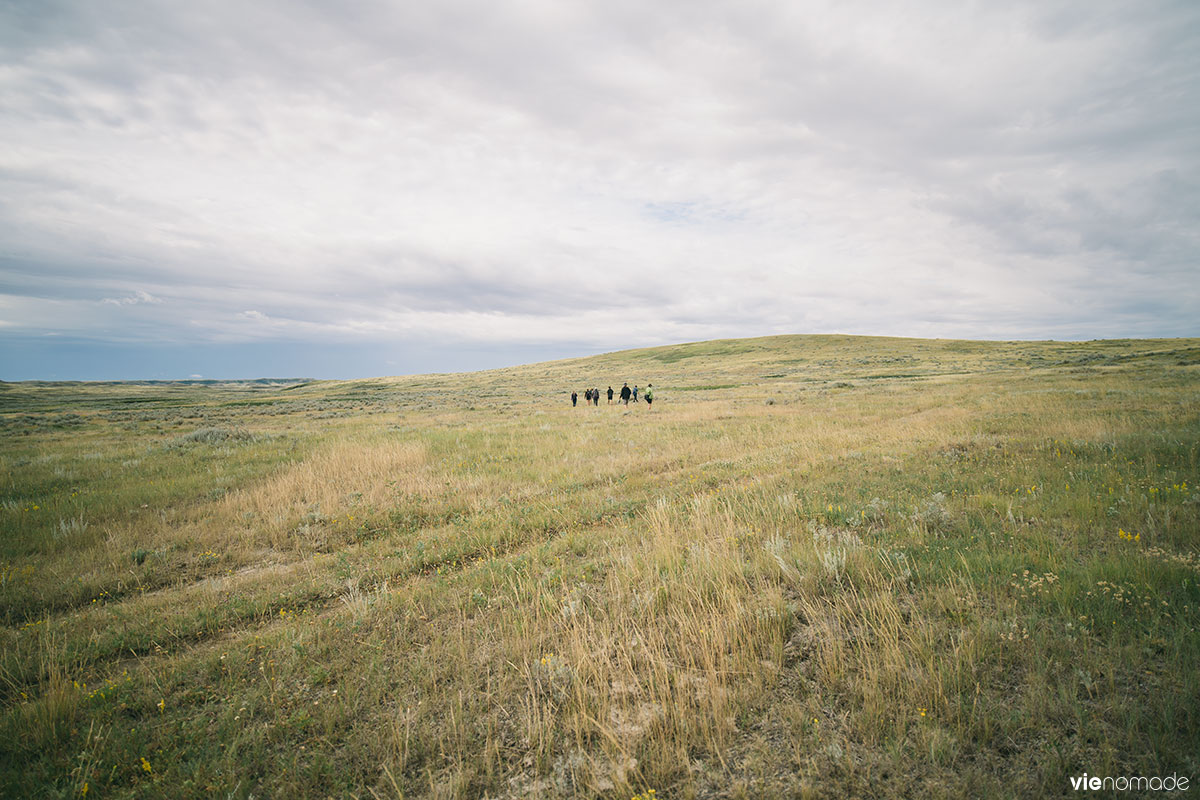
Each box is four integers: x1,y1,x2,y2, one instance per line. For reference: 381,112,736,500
1069,773,1190,792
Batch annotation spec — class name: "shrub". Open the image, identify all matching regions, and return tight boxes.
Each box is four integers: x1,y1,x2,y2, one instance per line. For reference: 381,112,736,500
172,427,255,446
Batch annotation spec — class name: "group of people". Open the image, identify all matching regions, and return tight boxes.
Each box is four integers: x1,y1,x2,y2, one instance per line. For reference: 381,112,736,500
571,382,655,408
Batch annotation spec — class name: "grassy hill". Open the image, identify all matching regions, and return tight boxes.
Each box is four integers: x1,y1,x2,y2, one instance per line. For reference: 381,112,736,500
2,334,1198,798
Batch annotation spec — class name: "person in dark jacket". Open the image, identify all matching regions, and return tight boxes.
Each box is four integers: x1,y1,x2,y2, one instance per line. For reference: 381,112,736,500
607,386,614,404
620,383,631,405
571,391,578,407
592,388,599,406
632,385,639,402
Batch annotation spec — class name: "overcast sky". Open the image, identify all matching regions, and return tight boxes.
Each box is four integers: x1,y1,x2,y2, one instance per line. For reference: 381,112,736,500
2,0,1198,379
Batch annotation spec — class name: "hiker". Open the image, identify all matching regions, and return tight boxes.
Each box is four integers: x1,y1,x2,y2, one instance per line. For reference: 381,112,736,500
584,388,591,404
632,385,639,402
607,386,614,404
592,388,599,406
620,383,631,405
571,391,578,407
644,384,654,408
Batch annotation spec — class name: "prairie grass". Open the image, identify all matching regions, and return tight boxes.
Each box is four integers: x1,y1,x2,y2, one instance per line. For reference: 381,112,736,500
1,334,1197,798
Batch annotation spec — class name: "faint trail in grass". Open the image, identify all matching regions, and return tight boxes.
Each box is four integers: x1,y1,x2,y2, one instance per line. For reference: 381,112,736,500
0,487,655,705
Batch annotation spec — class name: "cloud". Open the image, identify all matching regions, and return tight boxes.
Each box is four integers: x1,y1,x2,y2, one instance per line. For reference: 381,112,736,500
1,0,1197,378
101,290,162,306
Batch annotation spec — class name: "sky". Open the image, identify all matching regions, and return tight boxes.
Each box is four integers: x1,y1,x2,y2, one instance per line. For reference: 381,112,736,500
1,0,1198,380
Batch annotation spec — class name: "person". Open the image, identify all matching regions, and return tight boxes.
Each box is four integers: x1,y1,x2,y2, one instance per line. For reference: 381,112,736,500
571,391,578,407
592,388,599,406
620,383,631,405
607,386,614,404
584,388,591,404
632,385,639,402
644,383,654,408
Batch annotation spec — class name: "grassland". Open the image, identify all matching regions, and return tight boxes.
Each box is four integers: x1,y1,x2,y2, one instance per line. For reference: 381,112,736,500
1,334,1198,799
